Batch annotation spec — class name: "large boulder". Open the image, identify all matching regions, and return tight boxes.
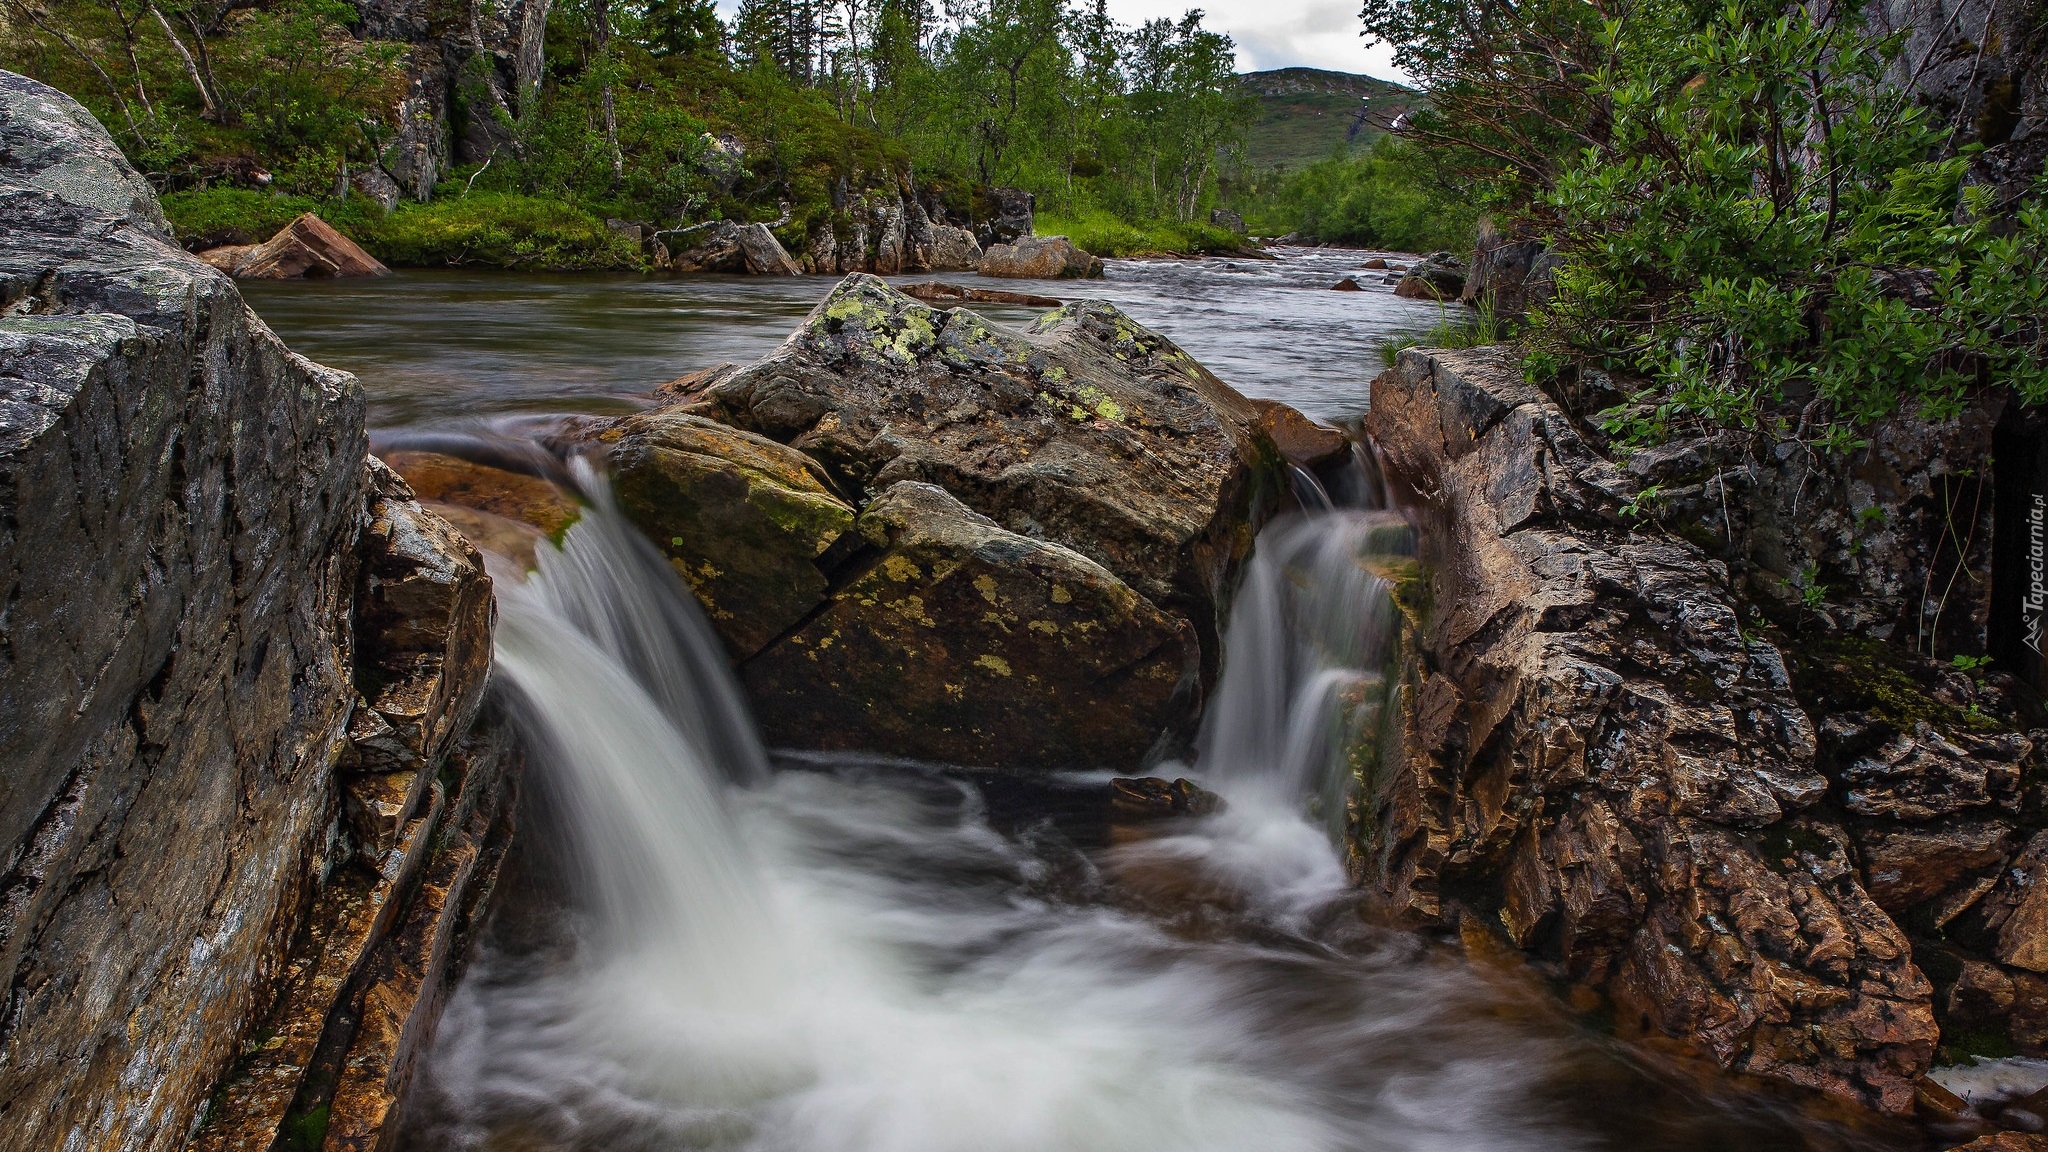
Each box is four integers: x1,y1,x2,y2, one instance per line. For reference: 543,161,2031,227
1364,347,1937,1114
740,482,1197,767
198,211,390,278
601,410,857,657
973,186,1035,248
638,274,1289,768
0,72,509,1152
1392,251,1467,300
980,235,1104,280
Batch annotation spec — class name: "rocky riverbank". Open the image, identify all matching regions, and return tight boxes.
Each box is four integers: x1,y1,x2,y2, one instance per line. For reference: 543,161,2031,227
0,74,510,1152
1362,345,2047,1127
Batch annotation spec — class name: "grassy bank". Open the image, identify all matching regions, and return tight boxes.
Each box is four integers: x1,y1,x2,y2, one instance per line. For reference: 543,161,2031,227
1034,210,1253,258
163,188,645,271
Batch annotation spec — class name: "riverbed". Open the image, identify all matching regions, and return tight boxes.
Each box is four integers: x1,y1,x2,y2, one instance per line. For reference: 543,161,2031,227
241,255,1912,1152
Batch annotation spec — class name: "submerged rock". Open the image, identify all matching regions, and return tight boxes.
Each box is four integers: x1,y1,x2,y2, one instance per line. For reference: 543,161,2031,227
739,481,1196,768
603,410,857,657
198,211,390,278
980,235,1105,279
898,280,1064,308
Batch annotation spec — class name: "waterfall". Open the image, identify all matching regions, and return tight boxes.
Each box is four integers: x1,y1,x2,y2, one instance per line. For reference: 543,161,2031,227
397,452,1713,1152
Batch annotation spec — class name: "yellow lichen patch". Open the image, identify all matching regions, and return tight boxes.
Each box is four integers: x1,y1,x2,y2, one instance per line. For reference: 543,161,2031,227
1050,584,1073,604
945,682,965,698
1027,619,1059,635
974,573,1000,605
882,555,924,583
888,595,937,626
975,654,1014,676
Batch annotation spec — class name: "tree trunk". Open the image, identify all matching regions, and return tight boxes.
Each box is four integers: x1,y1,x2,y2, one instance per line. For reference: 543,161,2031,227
593,0,621,179
150,4,217,120
515,0,553,121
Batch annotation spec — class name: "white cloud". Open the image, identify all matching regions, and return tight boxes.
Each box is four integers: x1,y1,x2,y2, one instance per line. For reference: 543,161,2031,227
709,0,1409,84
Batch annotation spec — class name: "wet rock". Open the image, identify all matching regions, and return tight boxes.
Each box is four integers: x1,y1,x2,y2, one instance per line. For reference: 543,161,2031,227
1362,257,1388,269
1250,397,1350,469
1331,277,1364,291
980,235,1105,279
349,461,496,775
918,219,984,272
1858,821,2013,918
1956,1134,2048,1151
1836,722,2029,821
1393,251,1467,300
739,481,1197,770
382,449,581,542
898,280,1063,308
1109,776,1223,820
199,212,390,278
604,409,857,657
676,275,1275,629
1364,346,1935,1114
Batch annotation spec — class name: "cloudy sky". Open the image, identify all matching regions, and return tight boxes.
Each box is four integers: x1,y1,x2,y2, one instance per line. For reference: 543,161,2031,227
1113,0,1403,79
711,0,1407,83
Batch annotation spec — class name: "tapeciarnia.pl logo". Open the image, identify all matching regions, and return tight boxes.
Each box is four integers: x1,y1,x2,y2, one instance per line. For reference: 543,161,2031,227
2029,494,2046,654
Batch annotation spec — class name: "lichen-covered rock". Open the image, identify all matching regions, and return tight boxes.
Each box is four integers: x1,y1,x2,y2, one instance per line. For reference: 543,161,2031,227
1364,346,1937,1114
678,275,1275,629
980,235,1104,279
739,482,1196,768
0,72,366,1152
602,410,857,657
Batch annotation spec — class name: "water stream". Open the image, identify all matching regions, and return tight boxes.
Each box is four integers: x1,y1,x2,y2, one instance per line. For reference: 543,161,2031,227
237,258,1901,1151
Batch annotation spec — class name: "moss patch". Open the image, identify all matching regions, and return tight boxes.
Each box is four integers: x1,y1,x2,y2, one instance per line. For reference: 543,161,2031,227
1783,634,2003,736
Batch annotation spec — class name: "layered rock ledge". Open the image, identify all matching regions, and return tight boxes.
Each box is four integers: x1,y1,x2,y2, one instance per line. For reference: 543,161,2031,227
0,72,509,1152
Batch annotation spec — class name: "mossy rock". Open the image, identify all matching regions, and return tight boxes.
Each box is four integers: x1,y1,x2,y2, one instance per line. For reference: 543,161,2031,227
603,412,856,658
739,481,1196,771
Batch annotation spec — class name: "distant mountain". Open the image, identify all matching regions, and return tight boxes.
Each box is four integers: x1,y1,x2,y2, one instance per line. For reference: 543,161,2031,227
1236,67,1417,170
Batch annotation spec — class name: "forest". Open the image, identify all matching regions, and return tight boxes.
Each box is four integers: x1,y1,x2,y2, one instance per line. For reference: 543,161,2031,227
0,0,1472,263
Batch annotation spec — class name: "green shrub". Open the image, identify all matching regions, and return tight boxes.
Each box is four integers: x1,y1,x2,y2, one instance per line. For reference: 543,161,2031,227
1227,138,1479,252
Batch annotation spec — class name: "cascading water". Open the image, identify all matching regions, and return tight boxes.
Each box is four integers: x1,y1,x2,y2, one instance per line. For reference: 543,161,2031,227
401,457,1880,1152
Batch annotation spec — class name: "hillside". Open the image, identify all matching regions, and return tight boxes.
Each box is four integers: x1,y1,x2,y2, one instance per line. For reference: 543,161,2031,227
1237,68,1417,170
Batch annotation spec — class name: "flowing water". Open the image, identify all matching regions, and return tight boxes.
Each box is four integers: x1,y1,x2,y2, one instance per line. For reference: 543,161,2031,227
240,257,1910,1151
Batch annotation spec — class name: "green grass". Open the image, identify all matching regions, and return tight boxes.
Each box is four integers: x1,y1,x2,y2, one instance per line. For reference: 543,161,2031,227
1035,210,1249,257
1378,304,1517,366
161,188,644,271
1237,68,1418,171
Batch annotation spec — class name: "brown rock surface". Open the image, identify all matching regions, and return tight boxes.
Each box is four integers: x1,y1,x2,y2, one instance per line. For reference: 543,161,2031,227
979,235,1105,279
1250,397,1350,468
1363,346,1936,1114
382,448,581,541
739,481,1196,768
899,280,1063,308
199,212,390,278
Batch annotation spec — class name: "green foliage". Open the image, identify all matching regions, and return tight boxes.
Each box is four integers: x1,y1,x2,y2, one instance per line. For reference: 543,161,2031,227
1364,0,2048,448
162,186,643,268
1035,208,1242,256
1377,301,1514,365
1230,136,1475,250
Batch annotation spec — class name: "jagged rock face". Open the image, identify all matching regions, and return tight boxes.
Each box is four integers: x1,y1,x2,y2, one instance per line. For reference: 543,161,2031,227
1364,347,1938,1115
0,73,506,1152
0,74,370,1151
1624,401,2002,655
806,191,984,275
1873,0,2046,210
1460,219,1557,318
739,481,1198,767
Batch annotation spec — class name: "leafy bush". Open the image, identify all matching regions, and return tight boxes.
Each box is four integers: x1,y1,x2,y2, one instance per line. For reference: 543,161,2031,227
1364,0,2048,448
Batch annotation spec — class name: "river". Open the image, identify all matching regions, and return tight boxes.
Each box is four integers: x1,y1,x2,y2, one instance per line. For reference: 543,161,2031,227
243,255,1910,1152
